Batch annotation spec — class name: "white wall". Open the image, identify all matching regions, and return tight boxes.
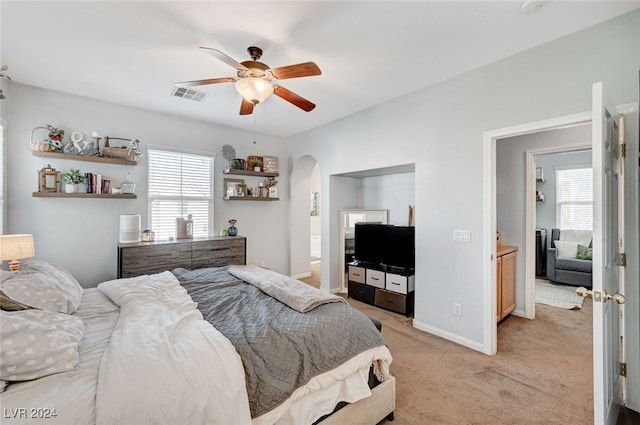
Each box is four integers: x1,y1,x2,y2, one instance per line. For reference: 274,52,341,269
6,84,290,286
360,173,415,226
287,8,640,383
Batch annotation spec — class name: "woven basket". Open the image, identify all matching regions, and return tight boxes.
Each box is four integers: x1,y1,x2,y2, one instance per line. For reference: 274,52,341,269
103,146,136,161
30,126,52,152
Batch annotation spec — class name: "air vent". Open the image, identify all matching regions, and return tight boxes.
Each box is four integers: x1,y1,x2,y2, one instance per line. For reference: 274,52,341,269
171,87,207,102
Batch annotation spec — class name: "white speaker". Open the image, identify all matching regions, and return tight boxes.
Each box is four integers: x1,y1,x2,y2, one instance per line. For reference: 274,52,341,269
119,214,141,243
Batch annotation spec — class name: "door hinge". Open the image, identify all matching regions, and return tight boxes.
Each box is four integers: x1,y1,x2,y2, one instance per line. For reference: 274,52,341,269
620,362,627,377
616,253,627,267
618,143,626,158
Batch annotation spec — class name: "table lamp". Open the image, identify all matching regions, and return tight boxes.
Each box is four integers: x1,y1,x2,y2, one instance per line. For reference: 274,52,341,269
0,234,35,273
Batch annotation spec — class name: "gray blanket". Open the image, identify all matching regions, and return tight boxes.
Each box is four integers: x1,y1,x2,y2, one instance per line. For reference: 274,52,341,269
172,266,387,418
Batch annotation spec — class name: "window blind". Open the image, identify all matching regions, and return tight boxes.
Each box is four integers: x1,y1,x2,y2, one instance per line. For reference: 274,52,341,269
148,149,214,240
556,166,592,231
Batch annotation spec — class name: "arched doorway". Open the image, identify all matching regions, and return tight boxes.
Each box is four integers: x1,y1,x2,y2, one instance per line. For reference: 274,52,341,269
290,155,321,284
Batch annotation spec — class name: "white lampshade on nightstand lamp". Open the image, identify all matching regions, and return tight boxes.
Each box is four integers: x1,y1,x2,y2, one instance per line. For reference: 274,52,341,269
0,234,35,273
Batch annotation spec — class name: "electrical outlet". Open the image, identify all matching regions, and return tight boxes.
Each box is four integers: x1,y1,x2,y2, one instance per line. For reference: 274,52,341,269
454,303,462,316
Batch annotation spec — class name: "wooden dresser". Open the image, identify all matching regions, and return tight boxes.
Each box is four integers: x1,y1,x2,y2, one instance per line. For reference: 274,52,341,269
496,244,518,322
117,236,246,278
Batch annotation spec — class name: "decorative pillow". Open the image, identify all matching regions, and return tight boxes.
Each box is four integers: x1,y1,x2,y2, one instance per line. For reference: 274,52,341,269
0,290,31,311
576,244,593,260
554,240,580,258
0,270,82,314
0,309,84,382
18,259,83,313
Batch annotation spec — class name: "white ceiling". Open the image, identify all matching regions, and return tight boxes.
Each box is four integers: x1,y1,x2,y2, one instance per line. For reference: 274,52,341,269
2,1,638,138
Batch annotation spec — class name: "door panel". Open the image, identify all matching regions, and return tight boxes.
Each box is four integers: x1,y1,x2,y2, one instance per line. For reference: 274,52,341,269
591,82,624,425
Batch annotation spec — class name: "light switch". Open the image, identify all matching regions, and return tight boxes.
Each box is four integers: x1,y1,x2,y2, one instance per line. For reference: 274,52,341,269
453,229,471,242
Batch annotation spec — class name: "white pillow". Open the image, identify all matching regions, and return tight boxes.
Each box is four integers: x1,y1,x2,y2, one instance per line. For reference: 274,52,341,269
0,309,84,382
554,240,580,258
560,229,592,247
0,272,74,313
19,259,83,313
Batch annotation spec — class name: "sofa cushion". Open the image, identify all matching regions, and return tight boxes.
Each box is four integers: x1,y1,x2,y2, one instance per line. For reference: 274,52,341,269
556,257,592,273
554,240,580,258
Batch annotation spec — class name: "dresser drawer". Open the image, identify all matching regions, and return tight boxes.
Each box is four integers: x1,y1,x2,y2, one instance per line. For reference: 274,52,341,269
348,265,366,284
192,238,246,268
119,243,191,278
374,289,408,314
385,273,415,294
366,269,385,289
348,281,375,305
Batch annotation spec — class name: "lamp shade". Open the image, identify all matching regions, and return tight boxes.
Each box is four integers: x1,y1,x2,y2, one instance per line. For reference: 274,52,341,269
0,234,35,261
235,77,274,105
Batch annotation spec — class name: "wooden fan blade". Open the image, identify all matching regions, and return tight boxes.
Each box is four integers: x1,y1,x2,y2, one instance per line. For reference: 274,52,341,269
174,77,235,88
239,98,254,115
200,47,250,72
273,85,316,112
269,62,321,80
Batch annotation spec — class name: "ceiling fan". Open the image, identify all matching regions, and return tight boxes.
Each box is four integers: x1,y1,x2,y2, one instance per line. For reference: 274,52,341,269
174,46,321,115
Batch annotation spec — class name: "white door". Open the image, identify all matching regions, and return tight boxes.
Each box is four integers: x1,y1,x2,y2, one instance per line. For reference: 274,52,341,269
590,81,626,425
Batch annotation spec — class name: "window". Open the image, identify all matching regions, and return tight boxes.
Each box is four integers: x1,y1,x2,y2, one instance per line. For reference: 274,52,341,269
148,148,214,240
556,166,592,230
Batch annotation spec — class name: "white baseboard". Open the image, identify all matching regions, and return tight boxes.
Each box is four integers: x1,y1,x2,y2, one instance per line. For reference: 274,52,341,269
412,319,486,354
292,272,312,279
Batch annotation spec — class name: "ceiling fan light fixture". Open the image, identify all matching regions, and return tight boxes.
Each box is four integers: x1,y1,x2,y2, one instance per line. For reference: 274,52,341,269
235,77,274,105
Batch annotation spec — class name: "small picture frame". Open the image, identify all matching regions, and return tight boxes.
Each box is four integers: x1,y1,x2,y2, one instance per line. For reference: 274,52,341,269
268,186,278,198
38,166,61,192
224,178,244,198
535,166,544,182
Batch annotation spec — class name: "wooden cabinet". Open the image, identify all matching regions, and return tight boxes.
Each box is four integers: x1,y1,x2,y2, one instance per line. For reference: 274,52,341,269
348,263,414,316
117,236,246,278
497,245,518,322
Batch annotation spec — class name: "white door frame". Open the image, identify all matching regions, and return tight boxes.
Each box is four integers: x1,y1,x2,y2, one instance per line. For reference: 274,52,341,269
483,111,591,355
523,143,591,319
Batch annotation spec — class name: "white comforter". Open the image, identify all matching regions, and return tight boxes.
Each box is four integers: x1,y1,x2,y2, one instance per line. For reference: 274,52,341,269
96,271,252,425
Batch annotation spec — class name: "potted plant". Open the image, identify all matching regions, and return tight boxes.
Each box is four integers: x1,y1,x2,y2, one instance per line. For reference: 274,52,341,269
250,158,262,172
63,168,83,193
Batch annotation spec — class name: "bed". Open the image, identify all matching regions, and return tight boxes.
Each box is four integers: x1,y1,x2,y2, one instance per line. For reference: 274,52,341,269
0,259,395,425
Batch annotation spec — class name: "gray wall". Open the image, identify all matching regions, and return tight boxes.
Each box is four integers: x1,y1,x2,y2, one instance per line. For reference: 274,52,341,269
287,10,640,409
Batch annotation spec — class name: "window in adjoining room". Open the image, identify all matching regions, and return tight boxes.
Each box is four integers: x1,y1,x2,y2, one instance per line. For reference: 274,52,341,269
148,148,214,240
556,166,592,231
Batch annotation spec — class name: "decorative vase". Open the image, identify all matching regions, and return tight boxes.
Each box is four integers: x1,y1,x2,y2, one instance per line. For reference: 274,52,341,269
227,226,238,236
65,183,79,193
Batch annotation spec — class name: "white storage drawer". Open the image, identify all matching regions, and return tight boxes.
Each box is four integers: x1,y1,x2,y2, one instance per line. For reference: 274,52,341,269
385,273,415,294
348,265,366,284
366,269,385,289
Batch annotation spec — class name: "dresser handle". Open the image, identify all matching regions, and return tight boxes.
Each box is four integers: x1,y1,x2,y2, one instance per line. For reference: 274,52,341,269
391,281,401,285
384,298,395,303
371,277,379,281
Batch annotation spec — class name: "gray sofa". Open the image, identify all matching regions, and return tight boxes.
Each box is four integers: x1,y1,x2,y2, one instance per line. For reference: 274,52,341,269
546,228,593,288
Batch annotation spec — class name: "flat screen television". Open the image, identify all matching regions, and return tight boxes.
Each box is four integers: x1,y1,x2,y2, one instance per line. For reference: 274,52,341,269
354,223,415,270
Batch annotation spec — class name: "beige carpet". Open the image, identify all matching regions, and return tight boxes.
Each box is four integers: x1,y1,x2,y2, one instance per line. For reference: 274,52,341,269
299,263,593,425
